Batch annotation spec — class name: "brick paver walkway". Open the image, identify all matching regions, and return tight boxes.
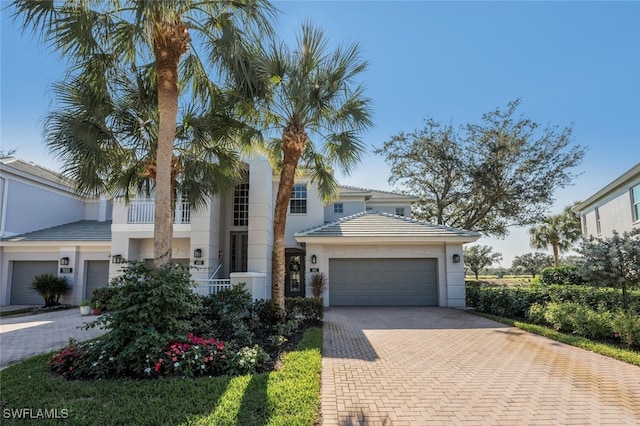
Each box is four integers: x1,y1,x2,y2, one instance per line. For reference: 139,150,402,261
321,307,640,425
0,309,107,369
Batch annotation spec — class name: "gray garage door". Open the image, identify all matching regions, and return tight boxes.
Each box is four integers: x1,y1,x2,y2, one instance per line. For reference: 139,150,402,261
85,260,110,300
10,261,58,305
329,258,438,306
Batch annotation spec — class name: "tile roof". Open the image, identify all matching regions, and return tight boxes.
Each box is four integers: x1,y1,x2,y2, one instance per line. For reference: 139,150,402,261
338,185,418,200
295,211,481,242
2,220,112,242
0,156,75,188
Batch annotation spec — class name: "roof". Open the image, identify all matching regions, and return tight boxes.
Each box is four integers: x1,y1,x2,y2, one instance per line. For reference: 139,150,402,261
295,211,481,243
1,220,112,242
0,156,75,189
338,185,418,202
573,162,640,213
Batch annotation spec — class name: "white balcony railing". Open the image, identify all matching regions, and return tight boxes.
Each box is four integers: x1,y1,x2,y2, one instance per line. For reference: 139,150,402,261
128,200,191,224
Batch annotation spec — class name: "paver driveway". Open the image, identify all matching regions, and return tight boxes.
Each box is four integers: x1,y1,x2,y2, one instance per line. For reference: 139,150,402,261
321,307,640,425
0,309,107,369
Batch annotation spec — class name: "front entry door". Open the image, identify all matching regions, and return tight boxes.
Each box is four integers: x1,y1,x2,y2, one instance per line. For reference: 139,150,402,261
285,251,305,298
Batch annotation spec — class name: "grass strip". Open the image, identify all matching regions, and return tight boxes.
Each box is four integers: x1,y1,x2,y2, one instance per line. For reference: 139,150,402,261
0,327,322,426
472,311,640,367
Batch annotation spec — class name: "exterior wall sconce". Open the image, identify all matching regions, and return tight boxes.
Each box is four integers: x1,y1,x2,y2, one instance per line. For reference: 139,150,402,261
218,249,223,259
60,257,70,266
452,254,461,263
193,248,202,258
311,254,317,264
112,254,123,264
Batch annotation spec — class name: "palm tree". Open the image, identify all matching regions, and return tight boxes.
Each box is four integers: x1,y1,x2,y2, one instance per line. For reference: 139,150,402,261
529,203,582,267
256,23,373,316
11,0,275,265
44,64,259,216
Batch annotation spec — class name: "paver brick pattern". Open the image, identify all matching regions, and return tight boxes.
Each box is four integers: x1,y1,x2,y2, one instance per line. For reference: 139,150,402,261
321,307,640,425
0,309,107,369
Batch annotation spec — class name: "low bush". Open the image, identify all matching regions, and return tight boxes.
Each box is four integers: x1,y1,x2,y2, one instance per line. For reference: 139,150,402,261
527,301,614,340
31,273,71,307
612,311,640,348
540,266,583,285
90,286,117,311
286,296,324,322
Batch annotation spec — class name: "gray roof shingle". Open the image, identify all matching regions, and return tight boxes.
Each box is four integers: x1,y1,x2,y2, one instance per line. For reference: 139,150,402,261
2,220,112,242
295,211,481,242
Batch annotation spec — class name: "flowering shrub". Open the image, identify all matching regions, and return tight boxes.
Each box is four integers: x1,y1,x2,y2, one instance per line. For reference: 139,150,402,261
147,333,226,378
49,341,83,379
224,344,270,376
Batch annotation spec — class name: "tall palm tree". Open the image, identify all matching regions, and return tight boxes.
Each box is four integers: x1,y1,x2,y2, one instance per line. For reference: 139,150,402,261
529,203,582,267
44,64,259,214
256,23,372,315
11,0,275,265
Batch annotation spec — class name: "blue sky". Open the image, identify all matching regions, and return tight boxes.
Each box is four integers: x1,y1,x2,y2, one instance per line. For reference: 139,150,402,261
2,1,639,265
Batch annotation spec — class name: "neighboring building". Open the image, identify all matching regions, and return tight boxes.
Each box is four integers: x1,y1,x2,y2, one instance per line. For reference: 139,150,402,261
1,155,480,308
573,162,640,239
0,157,112,305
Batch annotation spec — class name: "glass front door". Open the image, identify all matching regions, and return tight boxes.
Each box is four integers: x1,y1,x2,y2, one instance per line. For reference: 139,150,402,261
285,251,305,297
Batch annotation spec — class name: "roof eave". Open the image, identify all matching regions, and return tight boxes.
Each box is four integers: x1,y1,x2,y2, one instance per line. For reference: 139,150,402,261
294,235,481,244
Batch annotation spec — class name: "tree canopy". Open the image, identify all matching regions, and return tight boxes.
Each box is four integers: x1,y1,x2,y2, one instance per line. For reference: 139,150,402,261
529,202,583,267
374,99,585,237
464,245,502,280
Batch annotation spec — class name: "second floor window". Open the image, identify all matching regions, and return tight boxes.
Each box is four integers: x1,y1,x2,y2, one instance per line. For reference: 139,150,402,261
396,207,405,217
233,183,249,226
290,184,307,214
334,203,344,214
595,207,601,235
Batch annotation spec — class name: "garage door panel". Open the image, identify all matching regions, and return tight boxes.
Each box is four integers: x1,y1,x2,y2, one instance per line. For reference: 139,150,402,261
329,258,437,306
11,261,58,305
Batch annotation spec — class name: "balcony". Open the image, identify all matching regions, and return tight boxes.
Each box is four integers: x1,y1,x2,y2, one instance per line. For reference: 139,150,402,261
128,200,191,224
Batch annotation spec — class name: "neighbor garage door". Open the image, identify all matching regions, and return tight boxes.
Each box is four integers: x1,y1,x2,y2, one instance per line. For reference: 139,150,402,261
85,260,110,300
10,261,58,304
329,258,437,306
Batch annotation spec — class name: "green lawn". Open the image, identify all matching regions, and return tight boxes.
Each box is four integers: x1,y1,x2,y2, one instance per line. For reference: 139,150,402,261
0,328,322,426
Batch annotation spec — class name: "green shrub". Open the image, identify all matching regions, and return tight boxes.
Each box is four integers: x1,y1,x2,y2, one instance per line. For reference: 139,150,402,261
547,285,640,312
612,311,640,347
526,303,547,325
31,273,71,307
286,297,324,322
79,262,202,378
540,266,583,285
90,286,117,311
542,302,613,340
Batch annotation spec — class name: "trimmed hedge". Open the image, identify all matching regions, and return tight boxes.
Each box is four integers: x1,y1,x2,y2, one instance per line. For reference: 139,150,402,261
467,281,640,348
540,266,583,285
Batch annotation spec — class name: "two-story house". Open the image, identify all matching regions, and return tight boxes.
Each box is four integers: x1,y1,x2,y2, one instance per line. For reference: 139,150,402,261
1,155,480,308
573,162,640,239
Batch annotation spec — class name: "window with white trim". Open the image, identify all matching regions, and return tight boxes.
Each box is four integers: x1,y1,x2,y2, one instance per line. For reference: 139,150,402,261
233,183,249,226
595,207,601,235
333,203,343,214
290,184,307,214
632,184,640,222
396,207,405,217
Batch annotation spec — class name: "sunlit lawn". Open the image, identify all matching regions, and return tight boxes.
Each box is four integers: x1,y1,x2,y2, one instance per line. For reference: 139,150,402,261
0,328,322,426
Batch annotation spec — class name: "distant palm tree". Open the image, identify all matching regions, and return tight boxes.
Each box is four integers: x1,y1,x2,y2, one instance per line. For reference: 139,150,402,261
256,23,372,315
12,0,275,265
529,203,582,267
44,65,259,215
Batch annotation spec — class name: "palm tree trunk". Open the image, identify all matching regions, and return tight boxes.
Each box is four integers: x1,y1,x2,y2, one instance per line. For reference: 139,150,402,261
152,21,189,266
552,242,560,267
271,123,307,319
